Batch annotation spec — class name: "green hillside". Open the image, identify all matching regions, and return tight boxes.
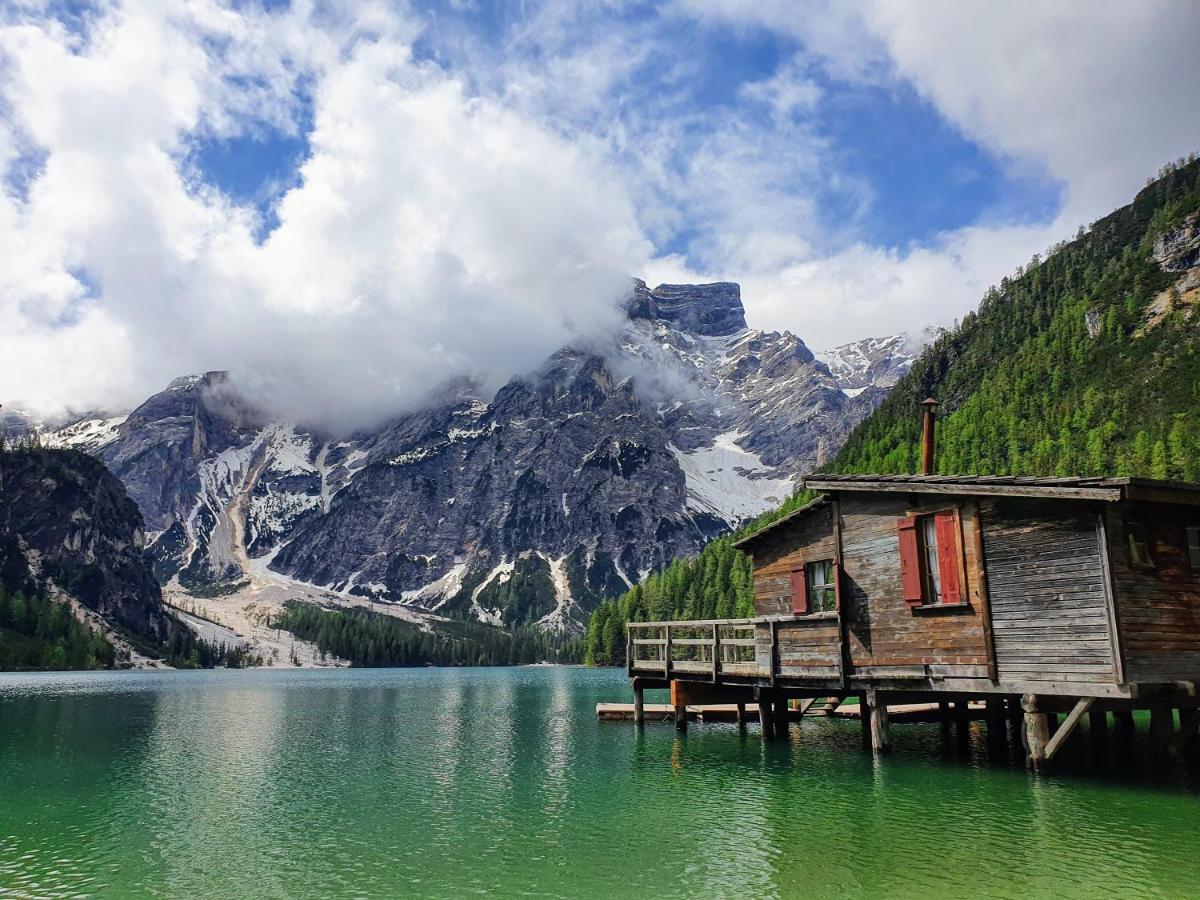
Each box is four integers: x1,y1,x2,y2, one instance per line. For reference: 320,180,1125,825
584,155,1200,666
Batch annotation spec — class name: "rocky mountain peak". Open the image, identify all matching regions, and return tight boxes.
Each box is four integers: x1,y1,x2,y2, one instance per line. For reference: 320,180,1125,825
627,279,748,337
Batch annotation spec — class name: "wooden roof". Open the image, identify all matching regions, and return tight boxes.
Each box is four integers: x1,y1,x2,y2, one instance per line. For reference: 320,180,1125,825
733,474,1200,551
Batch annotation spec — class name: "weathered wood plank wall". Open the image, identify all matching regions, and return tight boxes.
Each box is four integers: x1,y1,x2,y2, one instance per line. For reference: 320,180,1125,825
1105,505,1200,682
840,493,990,673
981,499,1115,684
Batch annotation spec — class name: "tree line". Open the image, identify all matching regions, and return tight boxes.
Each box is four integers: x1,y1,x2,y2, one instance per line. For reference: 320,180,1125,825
271,601,583,667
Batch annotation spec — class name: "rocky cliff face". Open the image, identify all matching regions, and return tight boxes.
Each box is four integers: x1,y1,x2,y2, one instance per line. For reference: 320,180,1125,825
0,448,169,639
50,281,914,631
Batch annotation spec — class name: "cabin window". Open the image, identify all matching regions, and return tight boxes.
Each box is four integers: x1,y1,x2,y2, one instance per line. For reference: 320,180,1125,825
1127,521,1154,568
1186,526,1200,570
790,560,838,615
920,516,943,603
898,510,963,607
806,560,838,613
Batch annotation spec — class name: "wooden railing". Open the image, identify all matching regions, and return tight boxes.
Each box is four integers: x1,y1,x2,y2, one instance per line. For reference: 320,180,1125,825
627,618,768,679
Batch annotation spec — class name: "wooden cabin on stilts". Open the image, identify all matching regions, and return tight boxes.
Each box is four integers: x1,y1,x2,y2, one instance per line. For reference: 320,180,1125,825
626,400,1200,771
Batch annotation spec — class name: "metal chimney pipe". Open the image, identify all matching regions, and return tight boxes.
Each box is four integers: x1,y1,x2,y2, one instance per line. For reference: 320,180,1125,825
920,398,939,475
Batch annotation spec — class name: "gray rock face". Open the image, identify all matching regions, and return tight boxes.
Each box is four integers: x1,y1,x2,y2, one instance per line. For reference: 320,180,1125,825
70,281,917,632
0,448,169,639
1153,212,1200,272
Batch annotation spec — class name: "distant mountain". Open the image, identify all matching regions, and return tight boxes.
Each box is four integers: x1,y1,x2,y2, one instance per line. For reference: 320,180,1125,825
35,281,913,635
816,327,944,396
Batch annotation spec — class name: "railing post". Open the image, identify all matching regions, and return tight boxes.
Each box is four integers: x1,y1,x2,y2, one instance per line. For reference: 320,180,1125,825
626,625,633,676
664,623,672,679
712,623,720,682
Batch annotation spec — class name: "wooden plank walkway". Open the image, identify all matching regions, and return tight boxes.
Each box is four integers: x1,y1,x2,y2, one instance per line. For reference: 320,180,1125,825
596,700,987,723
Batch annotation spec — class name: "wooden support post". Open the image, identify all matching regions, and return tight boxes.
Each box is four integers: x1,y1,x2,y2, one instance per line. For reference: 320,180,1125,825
633,680,645,727
674,701,687,731
773,694,789,738
735,703,746,729
866,690,890,754
1089,708,1108,746
755,688,774,741
954,698,970,747
1022,693,1049,772
1113,709,1135,741
859,693,872,750
670,680,687,732
1151,704,1174,753
1168,709,1200,757
986,697,1006,754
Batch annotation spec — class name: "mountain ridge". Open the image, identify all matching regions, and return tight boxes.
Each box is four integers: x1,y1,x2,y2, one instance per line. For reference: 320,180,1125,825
29,280,920,636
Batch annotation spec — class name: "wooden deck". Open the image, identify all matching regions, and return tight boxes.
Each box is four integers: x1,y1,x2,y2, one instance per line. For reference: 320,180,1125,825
597,700,986,722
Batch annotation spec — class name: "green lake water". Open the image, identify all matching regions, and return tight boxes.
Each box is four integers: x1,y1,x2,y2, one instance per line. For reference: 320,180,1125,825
0,667,1197,899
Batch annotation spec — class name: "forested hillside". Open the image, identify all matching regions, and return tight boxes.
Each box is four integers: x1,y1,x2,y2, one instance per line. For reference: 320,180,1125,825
584,155,1200,666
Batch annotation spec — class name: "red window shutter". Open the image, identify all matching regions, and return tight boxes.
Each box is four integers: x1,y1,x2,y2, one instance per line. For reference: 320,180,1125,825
935,511,963,605
790,567,808,614
897,517,923,606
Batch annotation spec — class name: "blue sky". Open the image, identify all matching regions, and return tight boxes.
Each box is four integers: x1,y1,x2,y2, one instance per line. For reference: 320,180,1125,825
1,0,1198,420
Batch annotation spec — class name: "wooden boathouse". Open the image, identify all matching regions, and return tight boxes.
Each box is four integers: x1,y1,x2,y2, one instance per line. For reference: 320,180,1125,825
626,408,1200,769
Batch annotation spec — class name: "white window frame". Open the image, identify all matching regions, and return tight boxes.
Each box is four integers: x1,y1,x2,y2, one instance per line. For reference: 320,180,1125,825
806,559,837,613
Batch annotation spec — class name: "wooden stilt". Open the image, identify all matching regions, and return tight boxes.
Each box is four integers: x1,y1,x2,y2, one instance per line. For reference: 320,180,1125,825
735,703,746,728
1007,695,1023,745
773,695,789,737
859,693,872,750
1151,703,1174,752
866,689,890,754
755,688,774,741
1112,709,1135,742
1088,708,1108,747
954,698,970,747
1022,693,1049,772
674,701,687,732
986,697,1006,754
633,680,645,727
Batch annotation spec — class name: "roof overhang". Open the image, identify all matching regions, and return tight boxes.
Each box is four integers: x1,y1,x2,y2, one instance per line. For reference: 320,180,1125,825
803,477,1123,503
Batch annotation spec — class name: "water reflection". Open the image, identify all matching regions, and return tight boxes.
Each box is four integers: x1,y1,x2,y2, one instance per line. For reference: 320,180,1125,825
0,669,1198,899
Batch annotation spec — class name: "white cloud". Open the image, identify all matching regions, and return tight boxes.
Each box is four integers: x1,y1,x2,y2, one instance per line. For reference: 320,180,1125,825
0,1,645,428
663,0,1200,345
3,0,1198,426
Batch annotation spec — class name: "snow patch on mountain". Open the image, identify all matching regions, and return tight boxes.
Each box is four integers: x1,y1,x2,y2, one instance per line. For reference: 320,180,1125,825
43,415,128,451
817,327,943,391
671,430,795,524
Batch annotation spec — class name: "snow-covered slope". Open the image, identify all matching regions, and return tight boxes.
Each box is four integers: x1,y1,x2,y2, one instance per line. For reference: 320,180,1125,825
816,327,943,394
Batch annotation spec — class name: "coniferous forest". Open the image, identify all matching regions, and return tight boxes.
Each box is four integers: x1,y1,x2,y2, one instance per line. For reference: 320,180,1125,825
584,156,1200,666
272,601,583,667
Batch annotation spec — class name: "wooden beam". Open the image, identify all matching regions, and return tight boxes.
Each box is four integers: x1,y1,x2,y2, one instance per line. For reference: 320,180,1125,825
1095,510,1127,686
969,500,998,682
1044,698,1095,760
633,680,644,727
